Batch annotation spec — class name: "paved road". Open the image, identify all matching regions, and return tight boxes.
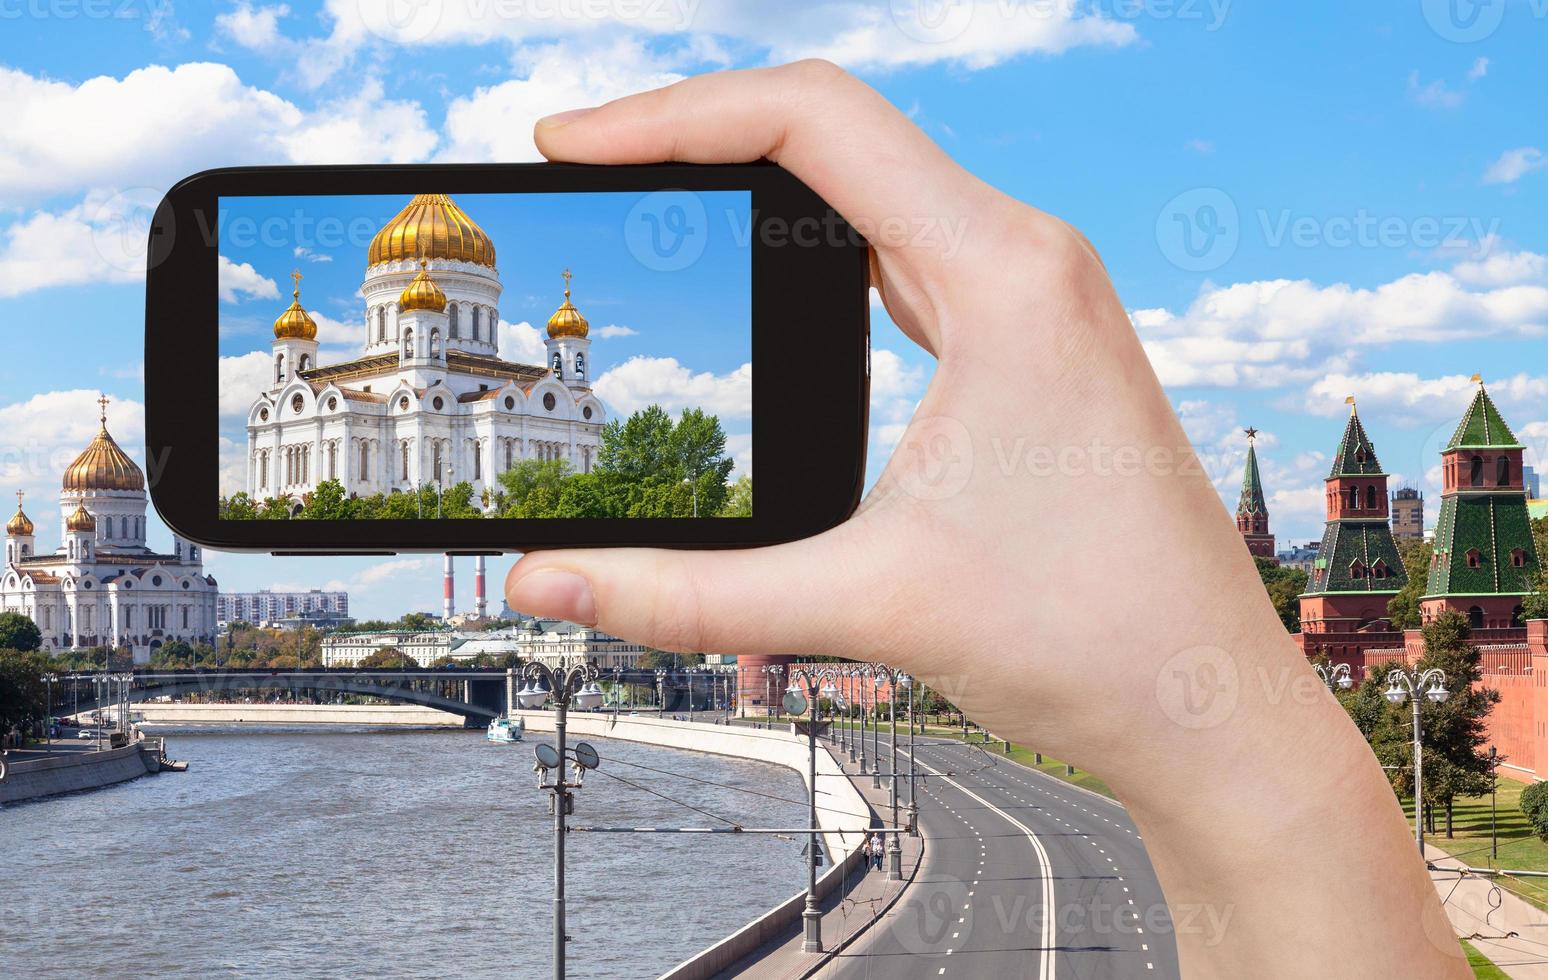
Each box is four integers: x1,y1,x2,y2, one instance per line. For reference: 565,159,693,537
819,736,1182,980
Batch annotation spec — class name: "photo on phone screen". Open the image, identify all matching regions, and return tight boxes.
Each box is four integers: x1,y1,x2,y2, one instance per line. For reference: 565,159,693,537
216,191,753,522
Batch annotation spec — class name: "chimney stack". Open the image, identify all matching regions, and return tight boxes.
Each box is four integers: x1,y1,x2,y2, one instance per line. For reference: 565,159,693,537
443,554,455,621
475,556,488,619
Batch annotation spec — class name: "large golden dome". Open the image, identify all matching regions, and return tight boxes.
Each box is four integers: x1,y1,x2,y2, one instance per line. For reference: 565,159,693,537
398,259,448,313
368,193,496,269
65,504,96,532
273,270,318,341
546,269,589,339
63,403,145,494
6,493,33,537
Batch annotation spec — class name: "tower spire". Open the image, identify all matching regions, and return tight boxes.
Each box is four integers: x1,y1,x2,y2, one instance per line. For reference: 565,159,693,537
1235,428,1274,560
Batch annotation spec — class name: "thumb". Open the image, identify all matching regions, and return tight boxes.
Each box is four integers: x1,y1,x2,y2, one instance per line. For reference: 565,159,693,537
503,521,889,656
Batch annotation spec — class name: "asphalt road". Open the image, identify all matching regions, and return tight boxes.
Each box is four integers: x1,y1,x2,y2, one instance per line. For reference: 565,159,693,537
822,736,1182,980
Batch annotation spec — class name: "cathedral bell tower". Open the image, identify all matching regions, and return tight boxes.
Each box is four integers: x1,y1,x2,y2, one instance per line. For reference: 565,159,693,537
544,269,592,390
396,258,450,381
271,270,319,392
6,492,35,565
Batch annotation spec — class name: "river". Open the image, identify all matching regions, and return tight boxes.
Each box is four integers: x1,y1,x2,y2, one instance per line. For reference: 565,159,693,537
0,728,810,978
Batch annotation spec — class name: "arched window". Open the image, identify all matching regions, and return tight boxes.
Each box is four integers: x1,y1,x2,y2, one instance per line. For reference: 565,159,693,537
1470,454,1484,487
120,517,128,538
1466,548,1483,568
472,307,481,342
1512,548,1528,568
449,304,459,339
401,442,411,482
1365,486,1377,510
430,329,441,358
359,441,369,480
433,441,443,483
505,441,513,470
473,442,482,481
1372,560,1388,580
299,354,311,372
402,329,414,360
1348,486,1360,510
575,352,585,378
377,308,386,343
275,353,285,384
1497,455,1511,487
1468,605,1485,629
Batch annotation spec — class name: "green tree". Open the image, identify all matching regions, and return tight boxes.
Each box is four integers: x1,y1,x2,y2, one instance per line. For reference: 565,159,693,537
1254,557,1307,633
597,405,676,480
299,479,353,520
1387,537,1434,630
0,648,50,741
0,612,42,652
719,475,753,517
358,647,420,669
219,492,259,520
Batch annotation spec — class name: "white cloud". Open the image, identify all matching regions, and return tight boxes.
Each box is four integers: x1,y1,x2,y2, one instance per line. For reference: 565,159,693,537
498,319,548,365
1407,70,1463,109
438,41,684,163
1470,57,1490,80
220,352,274,419
725,432,752,479
1186,138,1214,155
1452,247,1548,287
276,78,438,164
868,348,926,455
1132,259,1548,389
1300,371,1548,423
294,246,333,263
218,255,280,304
219,435,248,498
0,198,150,297
216,2,291,49
592,357,751,419
594,324,638,339
1484,147,1548,185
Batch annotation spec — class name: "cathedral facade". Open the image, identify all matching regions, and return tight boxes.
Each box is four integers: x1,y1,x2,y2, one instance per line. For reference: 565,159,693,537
2,401,219,663
244,193,606,509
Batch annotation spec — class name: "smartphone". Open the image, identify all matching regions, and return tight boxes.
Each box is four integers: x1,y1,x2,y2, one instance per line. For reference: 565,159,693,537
144,163,870,555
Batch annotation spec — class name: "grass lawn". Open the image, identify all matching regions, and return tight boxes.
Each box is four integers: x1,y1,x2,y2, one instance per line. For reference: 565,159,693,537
1462,939,1510,978
1405,776,1548,911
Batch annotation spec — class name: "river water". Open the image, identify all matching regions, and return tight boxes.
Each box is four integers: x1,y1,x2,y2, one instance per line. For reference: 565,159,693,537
0,728,810,978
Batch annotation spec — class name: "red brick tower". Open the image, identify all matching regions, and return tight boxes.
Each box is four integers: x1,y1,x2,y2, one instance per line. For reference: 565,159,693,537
1236,428,1276,560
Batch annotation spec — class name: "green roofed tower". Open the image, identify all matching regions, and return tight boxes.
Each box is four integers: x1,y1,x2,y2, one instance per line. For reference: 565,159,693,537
1422,380,1541,629
1299,400,1407,634
1235,428,1275,559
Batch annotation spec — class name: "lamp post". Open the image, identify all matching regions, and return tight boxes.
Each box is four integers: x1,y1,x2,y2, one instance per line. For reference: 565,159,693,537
871,664,903,879
1490,745,1499,861
1314,662,1353,692
900,671,918,835
1385,667,1450,856
786,663,845,954
521,658,603,980
869,668,883,789
762,664,784,723
42,673,56,749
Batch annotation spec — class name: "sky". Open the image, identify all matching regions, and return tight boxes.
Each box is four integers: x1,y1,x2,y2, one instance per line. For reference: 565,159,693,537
217,190,753,495
4,0,1548,618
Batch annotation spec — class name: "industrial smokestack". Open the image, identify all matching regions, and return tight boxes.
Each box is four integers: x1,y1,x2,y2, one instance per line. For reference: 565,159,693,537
474,556,487,619
443,554,455,621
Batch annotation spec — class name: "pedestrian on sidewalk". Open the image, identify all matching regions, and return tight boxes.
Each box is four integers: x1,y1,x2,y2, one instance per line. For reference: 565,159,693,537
872,833,885,871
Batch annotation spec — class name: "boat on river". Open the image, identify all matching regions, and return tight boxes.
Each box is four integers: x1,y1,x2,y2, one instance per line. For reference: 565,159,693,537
486,717,524,743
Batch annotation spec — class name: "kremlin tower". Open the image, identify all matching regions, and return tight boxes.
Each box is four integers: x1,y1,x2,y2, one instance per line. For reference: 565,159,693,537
1235,428,1276,560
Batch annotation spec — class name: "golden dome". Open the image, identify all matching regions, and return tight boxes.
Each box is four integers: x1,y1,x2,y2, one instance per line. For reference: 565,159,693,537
273,270,318,341
368,193,496,269
65,505,96,533
7,492,33,537
546,269,589,339
63,398,145,494
398,259,448,313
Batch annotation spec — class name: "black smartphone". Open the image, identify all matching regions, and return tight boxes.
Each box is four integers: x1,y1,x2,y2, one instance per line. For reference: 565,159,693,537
144,163,870,555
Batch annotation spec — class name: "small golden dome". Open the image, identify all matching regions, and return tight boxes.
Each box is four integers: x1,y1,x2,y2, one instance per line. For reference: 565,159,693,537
398,259,448,313
65,504,96,533
368,193,496,269
7,492,33,537
63,398,145,494
273,270,318,341
546,269,589,339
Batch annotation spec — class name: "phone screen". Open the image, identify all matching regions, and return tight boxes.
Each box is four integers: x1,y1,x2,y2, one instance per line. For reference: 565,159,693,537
216,191,752,522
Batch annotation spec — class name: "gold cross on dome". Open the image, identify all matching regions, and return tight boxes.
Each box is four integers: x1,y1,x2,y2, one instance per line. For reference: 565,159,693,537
1243,427,1258,442
562,267,572,299
98,394,110,425
14,490,22,510
291,269,303,299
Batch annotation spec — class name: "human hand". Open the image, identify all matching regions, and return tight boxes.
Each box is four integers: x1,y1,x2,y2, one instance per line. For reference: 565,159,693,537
507,61,1466,978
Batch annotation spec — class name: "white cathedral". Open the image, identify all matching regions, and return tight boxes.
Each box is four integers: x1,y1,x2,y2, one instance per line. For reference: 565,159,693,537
245,193,606,509
2,399,219,663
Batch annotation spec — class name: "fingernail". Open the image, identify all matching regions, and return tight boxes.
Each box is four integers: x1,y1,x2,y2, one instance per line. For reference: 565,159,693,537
508,568,597,626
536,107,597,129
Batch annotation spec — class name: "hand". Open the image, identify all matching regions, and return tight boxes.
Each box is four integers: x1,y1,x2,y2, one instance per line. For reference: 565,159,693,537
508,61,1465,978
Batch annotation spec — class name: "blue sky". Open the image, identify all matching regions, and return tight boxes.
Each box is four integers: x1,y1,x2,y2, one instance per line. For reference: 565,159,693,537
217,190,752,494
4,1,1548,618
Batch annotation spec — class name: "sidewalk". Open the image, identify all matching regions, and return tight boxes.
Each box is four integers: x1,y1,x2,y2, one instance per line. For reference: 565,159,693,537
1430,846,1548,977
720,743,923,980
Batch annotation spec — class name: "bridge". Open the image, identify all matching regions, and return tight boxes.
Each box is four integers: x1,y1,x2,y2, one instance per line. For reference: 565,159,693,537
53,667,728,727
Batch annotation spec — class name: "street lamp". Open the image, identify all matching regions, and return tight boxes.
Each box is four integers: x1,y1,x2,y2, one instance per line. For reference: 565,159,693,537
654,669,667,717
42,673,57,750
899,671,918,836
786,663,845,954
523,657,602,980
763,664,785,723
870,664,904,879
1385,667,1449,856
1490,745,1499,862
819,677,840,746
1314,662,1353,692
